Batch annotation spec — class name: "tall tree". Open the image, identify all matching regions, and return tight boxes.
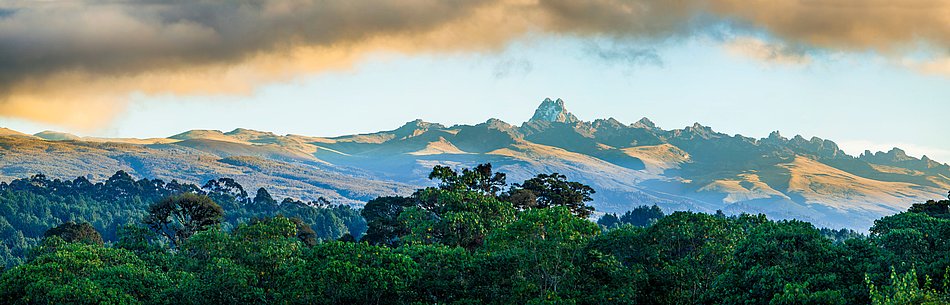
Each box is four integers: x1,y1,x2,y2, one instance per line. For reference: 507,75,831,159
202,178,249,204
143,193,224,247
619,205,665,227
428,163,507,196
43,222,103,245
252,187,278,212
598,213,621,228
362,196,416,246
506,173,596,218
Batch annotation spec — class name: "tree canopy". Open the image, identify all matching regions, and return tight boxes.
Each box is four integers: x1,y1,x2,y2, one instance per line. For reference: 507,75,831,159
0,166,948,304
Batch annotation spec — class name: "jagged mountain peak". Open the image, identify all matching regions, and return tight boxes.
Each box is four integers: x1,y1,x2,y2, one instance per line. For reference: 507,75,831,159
483,118,514,130
686,122,715,135
593,118,624,130
768,130,786,141
880,147,913,161
633,117,657,129
391,119,446,139
398,119,444,130
530,98,579,124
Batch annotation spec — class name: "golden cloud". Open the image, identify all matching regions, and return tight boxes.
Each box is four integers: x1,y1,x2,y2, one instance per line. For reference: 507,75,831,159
0,0,947,128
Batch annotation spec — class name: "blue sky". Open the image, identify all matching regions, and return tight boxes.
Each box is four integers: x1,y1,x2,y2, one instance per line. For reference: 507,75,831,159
4,34,949,161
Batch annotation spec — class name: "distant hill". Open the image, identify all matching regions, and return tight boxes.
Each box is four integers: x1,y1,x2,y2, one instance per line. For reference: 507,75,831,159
2,98,947,229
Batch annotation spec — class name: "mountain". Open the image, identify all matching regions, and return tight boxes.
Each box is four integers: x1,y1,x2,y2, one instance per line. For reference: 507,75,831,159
2,98,947,229
34,131,81,141
0,128,33,138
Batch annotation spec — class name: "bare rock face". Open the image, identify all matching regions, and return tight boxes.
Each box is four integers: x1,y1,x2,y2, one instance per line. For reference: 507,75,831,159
530,98,579,124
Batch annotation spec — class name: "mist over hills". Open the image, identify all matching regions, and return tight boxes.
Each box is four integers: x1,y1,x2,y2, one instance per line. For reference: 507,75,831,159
3,98,948,229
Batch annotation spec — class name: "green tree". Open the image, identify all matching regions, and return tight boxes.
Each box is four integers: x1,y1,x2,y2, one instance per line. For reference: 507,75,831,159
252,188,278,212
619,205,665,227
408,188,516,250
361,196,415,246
0,238,175,304
282,242,419,304
506,173,595,218
482,207,601,303
398,244,477,304
43,222,103,245
596,212,746,304
429,163,507,196
597,213,621,228
908,198,950,219
870,212,950,283
710,220,848,305
868,267,948,305
289,217,318,246
143,193,224,247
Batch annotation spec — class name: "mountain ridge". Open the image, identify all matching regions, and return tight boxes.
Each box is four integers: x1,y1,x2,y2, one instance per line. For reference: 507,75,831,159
1,98,947,230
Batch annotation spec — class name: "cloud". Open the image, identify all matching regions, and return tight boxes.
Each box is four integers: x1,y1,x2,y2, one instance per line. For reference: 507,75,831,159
0,0,947,128
723,37,811,65
902,57,950,77
586,42,664,69
493,58,534,78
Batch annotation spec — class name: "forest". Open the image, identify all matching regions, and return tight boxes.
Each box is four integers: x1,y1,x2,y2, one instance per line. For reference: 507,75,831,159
1,164,949,304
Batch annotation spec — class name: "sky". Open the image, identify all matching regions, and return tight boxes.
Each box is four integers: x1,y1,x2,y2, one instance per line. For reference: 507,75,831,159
1,1,949,161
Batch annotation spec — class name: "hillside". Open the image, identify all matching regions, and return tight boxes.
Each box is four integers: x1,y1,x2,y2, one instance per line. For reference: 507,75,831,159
2,98,947,229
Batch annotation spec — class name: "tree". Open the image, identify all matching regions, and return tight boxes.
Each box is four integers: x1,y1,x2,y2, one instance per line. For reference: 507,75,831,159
282,242,419,304
143,193,224,247
252,187,278,212
290,217,318,246
102,170,148,201
598,213,621,228
710,220,847,305
867,267,948,305
506,173,596,218
869,211,950,284
43,222,103,245
483,207,602,303
202,178,249,205
619,205,665,227
0,240,174,304
361,196,415,246
908,199,950,219
406,188,517,250
428,163,507,196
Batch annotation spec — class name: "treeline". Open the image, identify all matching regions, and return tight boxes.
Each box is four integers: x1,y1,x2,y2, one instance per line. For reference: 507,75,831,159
2,164,950,304
0,171,365,266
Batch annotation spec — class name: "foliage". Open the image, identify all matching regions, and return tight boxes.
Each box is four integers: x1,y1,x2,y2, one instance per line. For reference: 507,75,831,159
506,173,596,218
428,163,507,196
43,222,103,245
283,242,419,304
867,267,949,305
2,167,950,305
361,196,415,246
0,239,177,305
0,171,367,266
144,193,224,247
599,204,666,228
